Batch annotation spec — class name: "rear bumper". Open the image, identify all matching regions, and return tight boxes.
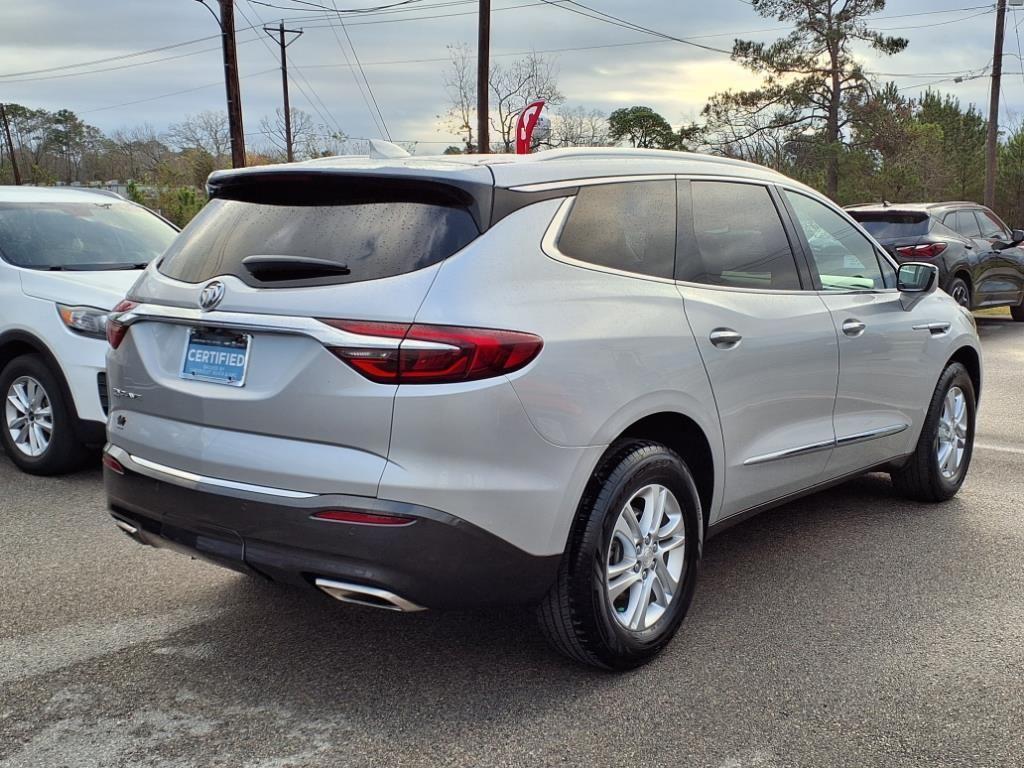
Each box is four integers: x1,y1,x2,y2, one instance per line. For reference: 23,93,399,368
104,456,561,610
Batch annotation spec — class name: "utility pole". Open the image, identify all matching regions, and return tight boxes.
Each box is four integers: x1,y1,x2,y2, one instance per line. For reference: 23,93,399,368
476,0,490,153
264,21,303,162
985,0,1008,208
0,102,21,185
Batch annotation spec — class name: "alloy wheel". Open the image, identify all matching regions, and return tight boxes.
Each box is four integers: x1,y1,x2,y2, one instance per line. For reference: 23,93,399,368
936,385,968,480
605,483,686,632
950,283,970,308
4,376,53,458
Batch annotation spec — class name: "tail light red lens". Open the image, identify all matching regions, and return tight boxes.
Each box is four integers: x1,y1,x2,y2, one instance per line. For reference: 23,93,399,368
106,299,138,349
319,320,543,385
102,454,125,475
895,243,947,259
311,509,415,526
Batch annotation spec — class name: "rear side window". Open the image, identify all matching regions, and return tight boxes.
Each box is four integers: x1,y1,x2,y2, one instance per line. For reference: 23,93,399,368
679,181,801,290
952,210,982,238
158,187,480,287
848,212,930,239
556,180,675,279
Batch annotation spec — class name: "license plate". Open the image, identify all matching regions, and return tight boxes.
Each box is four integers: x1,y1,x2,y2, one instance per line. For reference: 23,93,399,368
180,329,250,387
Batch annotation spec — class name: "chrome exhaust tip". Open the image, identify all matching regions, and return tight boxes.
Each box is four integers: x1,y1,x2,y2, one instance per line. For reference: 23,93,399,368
314,578,425,613
112,517,139,536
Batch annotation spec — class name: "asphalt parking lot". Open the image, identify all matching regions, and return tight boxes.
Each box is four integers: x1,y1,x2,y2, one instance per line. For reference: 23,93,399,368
1,313,1022,768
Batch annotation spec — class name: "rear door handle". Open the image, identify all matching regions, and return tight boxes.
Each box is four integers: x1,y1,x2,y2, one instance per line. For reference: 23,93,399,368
709,329,742,349
842,319,866,337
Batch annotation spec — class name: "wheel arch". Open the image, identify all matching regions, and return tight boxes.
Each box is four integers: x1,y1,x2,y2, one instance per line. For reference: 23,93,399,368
0,329,82,422
950,269,973,294
947,345,982,404
610,411,716,538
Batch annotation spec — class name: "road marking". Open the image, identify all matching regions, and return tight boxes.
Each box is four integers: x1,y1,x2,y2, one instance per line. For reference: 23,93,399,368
976,441,1024,455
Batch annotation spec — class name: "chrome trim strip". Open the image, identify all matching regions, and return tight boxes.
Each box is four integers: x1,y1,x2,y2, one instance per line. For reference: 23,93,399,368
106,445,317,499
315,578,425,612
743,423,910,466
116,304,455,352
510,174,677,193
742,439,835,466
835,423,909,447
540,197,678,285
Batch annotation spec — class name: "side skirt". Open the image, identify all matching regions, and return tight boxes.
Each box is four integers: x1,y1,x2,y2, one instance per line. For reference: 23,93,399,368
705,456,911,541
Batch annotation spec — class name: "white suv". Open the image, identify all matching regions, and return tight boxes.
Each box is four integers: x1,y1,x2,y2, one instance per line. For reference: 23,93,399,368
103,149,981,668
0,186,177,474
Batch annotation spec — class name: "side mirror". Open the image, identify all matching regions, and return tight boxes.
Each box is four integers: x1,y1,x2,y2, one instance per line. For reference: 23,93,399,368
1011,229,1024,244
897,262,939,294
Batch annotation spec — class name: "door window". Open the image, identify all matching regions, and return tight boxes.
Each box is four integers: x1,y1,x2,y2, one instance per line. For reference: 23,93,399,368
954,210,983,238
976,209,1009,240
679,181,801,289
784,191,886,290
557,180,676,279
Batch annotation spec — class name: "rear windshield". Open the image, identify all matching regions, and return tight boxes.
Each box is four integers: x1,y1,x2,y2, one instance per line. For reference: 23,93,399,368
847,211,930,240
0,201,176,270
158,195,481,287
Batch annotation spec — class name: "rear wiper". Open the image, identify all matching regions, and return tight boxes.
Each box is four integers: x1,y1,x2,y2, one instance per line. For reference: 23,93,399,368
242,254,351,280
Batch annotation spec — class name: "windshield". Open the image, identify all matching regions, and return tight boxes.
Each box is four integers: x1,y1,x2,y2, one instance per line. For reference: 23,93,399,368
847,212,930,240
0,201,177,270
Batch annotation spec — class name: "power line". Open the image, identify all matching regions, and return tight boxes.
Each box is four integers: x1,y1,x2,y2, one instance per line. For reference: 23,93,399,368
0,34,225,79
79,67,278,114
236,0,346,136
331,0,391,140
251,0,426,13
321,1,388,137
0,36,263,85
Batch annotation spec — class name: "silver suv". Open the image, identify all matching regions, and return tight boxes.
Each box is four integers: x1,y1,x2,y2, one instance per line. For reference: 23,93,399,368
104,148,981,669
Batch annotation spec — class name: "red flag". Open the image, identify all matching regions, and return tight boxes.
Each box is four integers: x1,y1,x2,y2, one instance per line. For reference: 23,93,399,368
515,100,546,154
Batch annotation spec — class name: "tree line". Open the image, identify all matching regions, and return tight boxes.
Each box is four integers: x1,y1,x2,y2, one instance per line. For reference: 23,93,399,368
3,1,1024,227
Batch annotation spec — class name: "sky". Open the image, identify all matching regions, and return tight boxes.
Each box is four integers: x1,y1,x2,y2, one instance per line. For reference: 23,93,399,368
0,0,1020,154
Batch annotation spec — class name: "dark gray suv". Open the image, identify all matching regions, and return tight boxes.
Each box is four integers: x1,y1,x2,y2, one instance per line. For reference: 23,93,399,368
847,201,1024,319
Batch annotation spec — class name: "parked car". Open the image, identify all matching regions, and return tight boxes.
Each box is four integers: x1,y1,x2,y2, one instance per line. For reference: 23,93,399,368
104,149,981,669
0,186,178,474
846,201,1024,319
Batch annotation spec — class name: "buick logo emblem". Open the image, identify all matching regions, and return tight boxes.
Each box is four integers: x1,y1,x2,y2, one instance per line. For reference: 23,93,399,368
198,281,225,311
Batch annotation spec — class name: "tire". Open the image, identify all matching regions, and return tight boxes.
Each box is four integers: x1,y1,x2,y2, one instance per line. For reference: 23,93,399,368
947,277,972,310
1011,302,1024,322
537,441,701,670
0,354,89,475
890,362,976,502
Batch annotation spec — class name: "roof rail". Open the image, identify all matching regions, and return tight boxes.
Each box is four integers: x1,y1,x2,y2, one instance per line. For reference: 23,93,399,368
528,146,769,171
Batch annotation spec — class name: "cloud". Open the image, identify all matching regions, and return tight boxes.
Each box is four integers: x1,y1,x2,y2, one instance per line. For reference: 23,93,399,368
0,0,1011,150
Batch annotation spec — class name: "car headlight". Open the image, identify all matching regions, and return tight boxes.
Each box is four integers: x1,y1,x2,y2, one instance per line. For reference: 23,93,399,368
56,304,109,339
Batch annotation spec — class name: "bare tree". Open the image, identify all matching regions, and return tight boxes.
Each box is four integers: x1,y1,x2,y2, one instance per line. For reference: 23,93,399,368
257,107,319,161
441,43,476,151
442,47,564,152
549,106,611,148
165,111,231,163
489,52,564,152
108,125,170,179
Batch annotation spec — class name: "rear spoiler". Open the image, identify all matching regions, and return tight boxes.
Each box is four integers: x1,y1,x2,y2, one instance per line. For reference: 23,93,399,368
206,167,494,231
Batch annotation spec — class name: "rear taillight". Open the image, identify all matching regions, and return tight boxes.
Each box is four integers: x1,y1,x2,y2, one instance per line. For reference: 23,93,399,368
318,320,543,385
106,300,138,349
102,454,125,475
895,243,947,259
311,509,415,526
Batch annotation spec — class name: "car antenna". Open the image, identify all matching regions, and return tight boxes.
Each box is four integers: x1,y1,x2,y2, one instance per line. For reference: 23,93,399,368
881,199,891,208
